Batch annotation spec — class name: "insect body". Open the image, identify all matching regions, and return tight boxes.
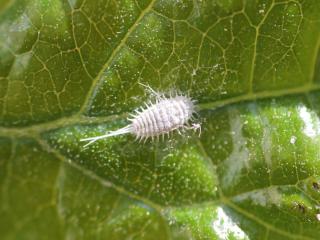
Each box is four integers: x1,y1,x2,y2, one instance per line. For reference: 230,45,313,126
80,85,200,147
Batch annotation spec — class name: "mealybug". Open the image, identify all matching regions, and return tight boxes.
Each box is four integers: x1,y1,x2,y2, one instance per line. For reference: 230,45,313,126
80,83,201,147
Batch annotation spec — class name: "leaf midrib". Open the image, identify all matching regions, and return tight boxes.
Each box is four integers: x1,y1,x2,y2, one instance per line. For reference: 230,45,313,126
0,83,319,137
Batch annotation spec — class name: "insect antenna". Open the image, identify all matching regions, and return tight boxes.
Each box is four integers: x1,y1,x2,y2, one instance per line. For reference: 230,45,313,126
80,125,132,147
139,82,159,95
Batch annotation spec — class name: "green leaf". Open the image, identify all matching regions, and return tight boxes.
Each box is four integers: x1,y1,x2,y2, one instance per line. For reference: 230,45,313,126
1,0,320,239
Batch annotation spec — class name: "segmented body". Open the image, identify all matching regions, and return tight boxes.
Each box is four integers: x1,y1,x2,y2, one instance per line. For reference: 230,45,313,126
80,86,199,147
130,95,195,140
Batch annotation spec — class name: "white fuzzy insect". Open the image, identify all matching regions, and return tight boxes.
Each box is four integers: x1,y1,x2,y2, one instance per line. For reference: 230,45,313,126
80,84,200,147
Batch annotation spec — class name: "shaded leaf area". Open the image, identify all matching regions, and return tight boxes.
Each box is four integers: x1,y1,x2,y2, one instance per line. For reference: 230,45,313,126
0,0,320,126
0,137,169,240
1,92,319,239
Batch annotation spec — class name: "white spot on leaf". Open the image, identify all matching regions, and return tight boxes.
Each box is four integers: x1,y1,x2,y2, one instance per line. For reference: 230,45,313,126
298,105,320,138
222,110,249,187
233,186,282,207
212,207,248,240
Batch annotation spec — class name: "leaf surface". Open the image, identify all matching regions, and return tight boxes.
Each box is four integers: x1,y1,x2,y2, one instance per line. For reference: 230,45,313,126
1,0,320,239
